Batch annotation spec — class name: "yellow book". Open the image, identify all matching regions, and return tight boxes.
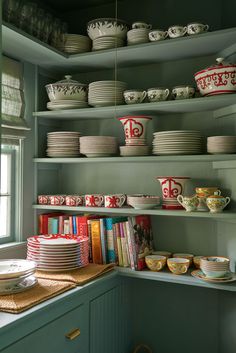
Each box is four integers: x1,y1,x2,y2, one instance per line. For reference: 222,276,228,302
90,219,103,264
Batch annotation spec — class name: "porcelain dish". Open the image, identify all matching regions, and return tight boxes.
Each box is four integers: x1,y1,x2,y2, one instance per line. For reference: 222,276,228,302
46,75,88,102
87,18,129,40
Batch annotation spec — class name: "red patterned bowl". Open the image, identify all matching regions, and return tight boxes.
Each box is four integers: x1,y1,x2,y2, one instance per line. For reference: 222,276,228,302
194,58,236,96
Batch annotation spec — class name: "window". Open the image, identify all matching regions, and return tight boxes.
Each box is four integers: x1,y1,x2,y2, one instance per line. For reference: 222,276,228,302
0,56,28,244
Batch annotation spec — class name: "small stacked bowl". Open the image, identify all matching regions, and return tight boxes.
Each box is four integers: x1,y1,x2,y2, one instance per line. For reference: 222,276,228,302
58,34,91,54
200,256,230,278
127,28,149,45
127,194,160,209
87,18,128,50
80,136,118,157
207,136,236,154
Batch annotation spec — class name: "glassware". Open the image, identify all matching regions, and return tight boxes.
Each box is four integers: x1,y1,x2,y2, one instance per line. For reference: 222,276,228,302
50,18,62,48
18,1,37,32
35,8,45,41
41,13,53,43
3,0,21,25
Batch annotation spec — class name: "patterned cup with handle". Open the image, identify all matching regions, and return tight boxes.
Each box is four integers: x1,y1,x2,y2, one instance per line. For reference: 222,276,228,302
85,194,104,207
104,194,126,208
48,195,65,205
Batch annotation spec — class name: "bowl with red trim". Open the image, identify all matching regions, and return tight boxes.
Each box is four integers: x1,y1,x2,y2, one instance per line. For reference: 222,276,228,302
194,58,236,96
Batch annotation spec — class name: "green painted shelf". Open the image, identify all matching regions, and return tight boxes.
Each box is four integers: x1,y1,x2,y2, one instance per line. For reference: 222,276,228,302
213,160,236,169
34,95,236,119
32,204,236,221
33,154,236,164
116,267,236,292
3,22,236,73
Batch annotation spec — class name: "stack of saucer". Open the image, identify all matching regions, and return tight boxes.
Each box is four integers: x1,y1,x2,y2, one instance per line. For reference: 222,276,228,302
207,136,236,154
152,130,202,155
27,234,89,272
47,100,88,110
80,136,118,157
127,29,149,45
47,131,81,158
92,36,124,51
0,259,37,295
58,34,91,54
88,81,127,107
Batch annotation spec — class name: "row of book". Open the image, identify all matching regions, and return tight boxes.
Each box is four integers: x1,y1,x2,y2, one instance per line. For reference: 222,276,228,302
39,213,153,271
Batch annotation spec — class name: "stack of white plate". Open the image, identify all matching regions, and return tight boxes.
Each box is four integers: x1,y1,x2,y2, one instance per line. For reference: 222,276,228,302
27,234,89,272
47,100,88,110
88,80,127,107
80,136,118,157
127,29,149,45
207,136,236,154
0,259,37,295
92,36,124,51
152,130,202,155
58,34,91,54
47,131,81,158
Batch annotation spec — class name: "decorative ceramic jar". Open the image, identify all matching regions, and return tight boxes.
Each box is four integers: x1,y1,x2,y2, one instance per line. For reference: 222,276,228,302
118,115,152,141
177,194,199,212
147,87,170,102
156,176,190,209
46,75,88,101
186,22,209,35
145,255,166,271
206,192,231,213
167,25,187,38
123,90,147,104
148,29,168,41
194,58,236,96
195,187,221,212
87,18,129,40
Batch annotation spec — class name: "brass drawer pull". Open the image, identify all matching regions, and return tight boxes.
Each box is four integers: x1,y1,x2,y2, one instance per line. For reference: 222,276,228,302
65,328,81,340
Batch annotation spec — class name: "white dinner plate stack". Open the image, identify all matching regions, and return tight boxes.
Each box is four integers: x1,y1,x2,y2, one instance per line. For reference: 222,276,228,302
27,234,89,272
0,259,37,295
127,29,149,45
80,136,118,157
88,80,127,107
47,131,81,158
152,130,202,155
207,136,236,154
58,34,91,54
47,99,89,110
92,36,124,51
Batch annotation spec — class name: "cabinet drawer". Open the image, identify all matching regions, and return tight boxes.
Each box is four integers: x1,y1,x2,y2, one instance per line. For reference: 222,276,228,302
2,303,89,353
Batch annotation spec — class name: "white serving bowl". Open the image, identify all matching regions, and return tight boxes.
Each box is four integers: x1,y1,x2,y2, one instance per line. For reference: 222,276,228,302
46,75,88,102
127,195,160,209
87,18,129,40
194,58,236,96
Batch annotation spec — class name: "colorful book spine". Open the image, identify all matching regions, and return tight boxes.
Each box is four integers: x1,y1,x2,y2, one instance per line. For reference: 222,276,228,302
105,218,116,263
64,219,70,234
90,219,103,264
119,222,129,267
112,224,119,264
122,221,130,266
100,218,107,264
48,217,59,234
72,216,77,235
115,222,123,266
125,220,136,270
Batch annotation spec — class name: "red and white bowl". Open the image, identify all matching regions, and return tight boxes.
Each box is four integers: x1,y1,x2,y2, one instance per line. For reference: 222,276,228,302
194,58,236,96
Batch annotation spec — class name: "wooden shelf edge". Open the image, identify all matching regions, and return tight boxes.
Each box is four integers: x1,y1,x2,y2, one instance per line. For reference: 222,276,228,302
116,267,236,292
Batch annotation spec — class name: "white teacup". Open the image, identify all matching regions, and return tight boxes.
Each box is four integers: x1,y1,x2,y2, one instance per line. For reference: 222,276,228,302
85,194,104,207
187,22,209,35
147,87,170,102
168,25,187,38
124,90,147,104
172,86,195,100
148,29,168,41
177,195,199,212
104,194,126,208
132,21,152,30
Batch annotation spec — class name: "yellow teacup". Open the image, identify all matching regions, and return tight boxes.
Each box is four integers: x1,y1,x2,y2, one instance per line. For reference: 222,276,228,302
167,258,190,275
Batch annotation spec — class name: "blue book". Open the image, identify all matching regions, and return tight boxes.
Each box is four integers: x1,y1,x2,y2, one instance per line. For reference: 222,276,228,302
105,217,127,264
72,216,77,234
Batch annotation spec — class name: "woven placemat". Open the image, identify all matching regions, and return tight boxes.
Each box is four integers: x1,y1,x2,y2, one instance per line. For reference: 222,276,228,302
0,278,75,314
36,263,115,285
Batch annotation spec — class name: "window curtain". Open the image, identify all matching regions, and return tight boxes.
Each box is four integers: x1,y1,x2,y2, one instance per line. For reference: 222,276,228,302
1,55,29,131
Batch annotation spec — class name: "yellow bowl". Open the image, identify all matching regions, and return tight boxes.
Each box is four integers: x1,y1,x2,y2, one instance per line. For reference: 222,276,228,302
145,255,166,271
173,253,194,266
167,258,190,275
193,255,204,269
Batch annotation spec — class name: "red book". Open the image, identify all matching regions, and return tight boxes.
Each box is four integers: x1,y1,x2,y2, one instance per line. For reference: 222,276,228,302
38,213,64,234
